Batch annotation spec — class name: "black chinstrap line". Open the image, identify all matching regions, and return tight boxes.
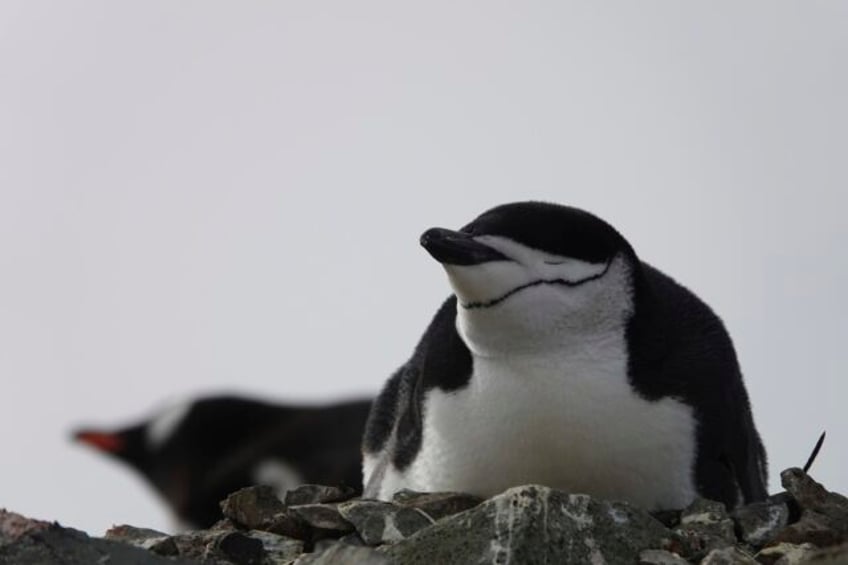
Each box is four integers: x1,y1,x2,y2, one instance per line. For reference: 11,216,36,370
460,262,612,310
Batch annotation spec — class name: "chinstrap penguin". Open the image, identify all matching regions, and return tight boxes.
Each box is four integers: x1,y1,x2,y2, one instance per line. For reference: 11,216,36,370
362,201,767,510
75,395,371,528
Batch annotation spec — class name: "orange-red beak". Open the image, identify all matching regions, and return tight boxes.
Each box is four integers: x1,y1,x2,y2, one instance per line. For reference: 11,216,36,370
74,430,125,453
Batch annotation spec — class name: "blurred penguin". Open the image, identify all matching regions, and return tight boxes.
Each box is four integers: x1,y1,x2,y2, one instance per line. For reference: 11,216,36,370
74,395,371,529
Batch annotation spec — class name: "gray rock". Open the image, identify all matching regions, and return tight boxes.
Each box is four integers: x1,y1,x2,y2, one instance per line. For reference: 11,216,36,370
211,518,241,531
221,485,287,530
312,537,343,553
338,500,433,545
382,484,671,565
673,498,737,560
103,524,169,544
679,498,735,535
170,529,271,563
781,468,848,519
284,485,356,507
103,525,178,555
651,510,682,529
337,533,366,546
391,490,484,521
639,548,690,564
263,512,310,540
294,543,391,564
287,504,354,534
732,499,790,548
247,531,304,563
145,537,181,557
212,532,265,565
15,470,848,565
804,542,848,564
767,492,802,521
145,537,180,557
699,546,757,564
773,510,847,549
775,469,848,547
168,529,230,562
0,510,52,546
754,542,818,565
311,533,366,552
0,510,199,565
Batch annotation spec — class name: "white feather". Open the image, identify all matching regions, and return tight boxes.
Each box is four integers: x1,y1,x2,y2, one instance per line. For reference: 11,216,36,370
146,401,191,448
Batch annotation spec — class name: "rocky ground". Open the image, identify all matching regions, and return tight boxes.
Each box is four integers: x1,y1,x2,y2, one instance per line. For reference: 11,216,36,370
2,467,847,564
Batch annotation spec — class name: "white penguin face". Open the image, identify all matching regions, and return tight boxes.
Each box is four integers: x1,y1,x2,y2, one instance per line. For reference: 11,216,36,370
443,236,635,356
444,236,609,307
420,202,638,356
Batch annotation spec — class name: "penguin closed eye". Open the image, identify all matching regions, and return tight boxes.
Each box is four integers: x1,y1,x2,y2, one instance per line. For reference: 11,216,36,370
75,395,371,529
362,201,767,511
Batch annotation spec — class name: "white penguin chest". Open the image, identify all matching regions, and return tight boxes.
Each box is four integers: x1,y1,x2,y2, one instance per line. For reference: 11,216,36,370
394,341,698,510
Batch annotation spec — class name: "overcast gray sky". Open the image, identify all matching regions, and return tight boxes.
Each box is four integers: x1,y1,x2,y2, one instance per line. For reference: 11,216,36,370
1,1,845,535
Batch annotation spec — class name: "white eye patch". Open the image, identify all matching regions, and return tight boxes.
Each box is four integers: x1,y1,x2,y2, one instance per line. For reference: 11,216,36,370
444,236,610,308
147,401,192,448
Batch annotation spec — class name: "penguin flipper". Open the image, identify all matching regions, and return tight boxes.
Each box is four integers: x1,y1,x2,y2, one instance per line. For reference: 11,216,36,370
363,366,404,457
362,296,473,499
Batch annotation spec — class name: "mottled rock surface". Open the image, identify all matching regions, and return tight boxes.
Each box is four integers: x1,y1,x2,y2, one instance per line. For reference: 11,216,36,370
755,542,819,565
639,548,690,564
284,484,356,507
773,469,848,548
104,524,178,555
4,467,847,564
247,530,304,563
803,543,848,564
294,543,391,564
0,510,197,565
699,545,758,564
382,484,671,565
732,498,790,548
672,498,737,560
338,500,433,545
220,485,287,531
391,490,483,521
286,503,353,534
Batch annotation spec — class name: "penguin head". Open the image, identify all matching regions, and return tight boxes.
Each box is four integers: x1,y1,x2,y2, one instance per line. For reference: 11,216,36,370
74,401,197,524
420,202,638,355
74,422,151,473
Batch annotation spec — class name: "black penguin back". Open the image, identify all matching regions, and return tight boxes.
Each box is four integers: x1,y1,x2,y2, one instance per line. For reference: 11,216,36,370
626,263,768,506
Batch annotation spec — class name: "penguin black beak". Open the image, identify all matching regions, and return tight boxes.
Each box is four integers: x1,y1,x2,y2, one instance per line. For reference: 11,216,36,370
420,228,510,266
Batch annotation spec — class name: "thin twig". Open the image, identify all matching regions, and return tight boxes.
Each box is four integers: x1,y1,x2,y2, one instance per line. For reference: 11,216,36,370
802,431,827,473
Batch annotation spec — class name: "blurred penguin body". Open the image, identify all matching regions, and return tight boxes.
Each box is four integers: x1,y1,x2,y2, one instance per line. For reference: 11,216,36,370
76,395,371,528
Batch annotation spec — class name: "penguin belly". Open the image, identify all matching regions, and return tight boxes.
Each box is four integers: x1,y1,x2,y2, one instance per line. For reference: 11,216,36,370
381,345,698,510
